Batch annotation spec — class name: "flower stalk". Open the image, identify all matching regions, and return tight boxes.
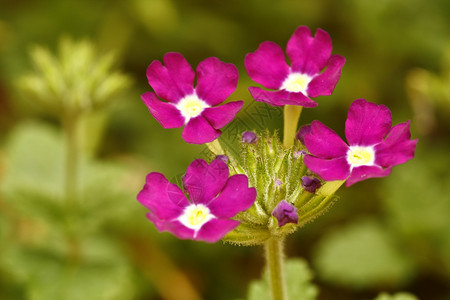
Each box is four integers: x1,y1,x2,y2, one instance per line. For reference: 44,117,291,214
206,139,224,155
62,111,81,263
265,238,286,300
283,105,302,148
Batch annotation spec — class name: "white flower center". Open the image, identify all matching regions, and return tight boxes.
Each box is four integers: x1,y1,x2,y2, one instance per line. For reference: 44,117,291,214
347,146,375,168
176,94,209,122
178,204,215,231
281,73,312,94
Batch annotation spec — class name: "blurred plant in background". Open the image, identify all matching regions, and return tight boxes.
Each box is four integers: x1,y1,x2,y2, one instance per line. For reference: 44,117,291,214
0,0,450,299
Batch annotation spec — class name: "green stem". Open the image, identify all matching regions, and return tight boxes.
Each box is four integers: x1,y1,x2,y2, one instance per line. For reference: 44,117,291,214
63,113,79,210
265,238,286,300
62,112,81,263
206,139,224,155
319,180,346,196
283,105,303,148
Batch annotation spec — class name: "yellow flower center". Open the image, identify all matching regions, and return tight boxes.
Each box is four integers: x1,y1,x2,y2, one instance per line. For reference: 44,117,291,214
347,146,375,168
176,94,209,121
281,73,312,94
178,204,215,230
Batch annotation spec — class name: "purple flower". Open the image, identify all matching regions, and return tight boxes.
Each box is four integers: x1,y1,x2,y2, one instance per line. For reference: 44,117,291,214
137,158,256,243
301,176,322,193
272,200,298,227
244,26,345,107
142,53,244,144
302,99,418,186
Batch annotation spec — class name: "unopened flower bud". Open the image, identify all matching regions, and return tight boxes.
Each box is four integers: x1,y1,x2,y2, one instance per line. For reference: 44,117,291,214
301,176,321,193
275,179,283,186
293,150,307,159
296,125,312,144
242,131,258,144
272,200,298,227
215,155,228,163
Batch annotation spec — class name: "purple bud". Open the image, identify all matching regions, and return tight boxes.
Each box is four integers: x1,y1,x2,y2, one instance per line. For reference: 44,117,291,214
272,200,298,227
293,150,307,159
301,176,322,193
296,125,312,144
275,179,283,186
242,131,258,144
215,155,228,163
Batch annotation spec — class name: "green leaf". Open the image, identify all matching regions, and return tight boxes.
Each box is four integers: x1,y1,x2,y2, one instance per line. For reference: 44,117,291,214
1,121,137,233
247,258,318,300
374,292,419,300
382,147,450,277
313,218,416,288
2,235,135,300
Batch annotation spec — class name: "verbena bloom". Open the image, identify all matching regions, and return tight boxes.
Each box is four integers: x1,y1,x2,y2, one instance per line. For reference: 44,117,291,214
272,200,298,227
142,52,244,144
137,158,256,243
302,99,417,186
245,26,345,107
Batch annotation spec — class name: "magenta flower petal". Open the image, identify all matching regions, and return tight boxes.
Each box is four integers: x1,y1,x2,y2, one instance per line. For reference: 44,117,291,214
286,26,332,75
307,55,346,98
195,219,240,243
144,53,241,144
345,99,392,146
182,159,229,204
141,92,185,128
137,172,189,220
138,159,256,243
303,120,349,158
208,174,256,218
202,101,244,129
296,124,312,144
146,52,195,103
245,26,344,108
248,87,318,107
375,121,418,168
303,99,416,186
195,57,239,106
304,155,350,181
346,165,392,187
182,115,221,144
146,214,195,240
245,41,290,90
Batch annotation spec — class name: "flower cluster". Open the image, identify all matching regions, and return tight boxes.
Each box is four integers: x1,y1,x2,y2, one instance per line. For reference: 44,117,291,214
137,26,417,243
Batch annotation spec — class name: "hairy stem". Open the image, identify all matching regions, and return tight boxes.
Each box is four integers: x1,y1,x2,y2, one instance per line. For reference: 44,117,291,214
265,238,286,300
283,105,302,148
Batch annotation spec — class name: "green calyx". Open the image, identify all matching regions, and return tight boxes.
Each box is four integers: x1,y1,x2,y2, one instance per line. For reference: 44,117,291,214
222,132,344,246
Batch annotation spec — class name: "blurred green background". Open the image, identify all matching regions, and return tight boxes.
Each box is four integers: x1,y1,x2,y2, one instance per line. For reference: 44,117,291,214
1,0,450,299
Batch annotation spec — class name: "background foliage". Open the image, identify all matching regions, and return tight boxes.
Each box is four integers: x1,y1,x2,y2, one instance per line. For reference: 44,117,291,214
1,0,450,299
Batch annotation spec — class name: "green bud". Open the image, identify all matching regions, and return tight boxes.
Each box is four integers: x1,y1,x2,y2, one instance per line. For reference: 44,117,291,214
18,37,132,116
